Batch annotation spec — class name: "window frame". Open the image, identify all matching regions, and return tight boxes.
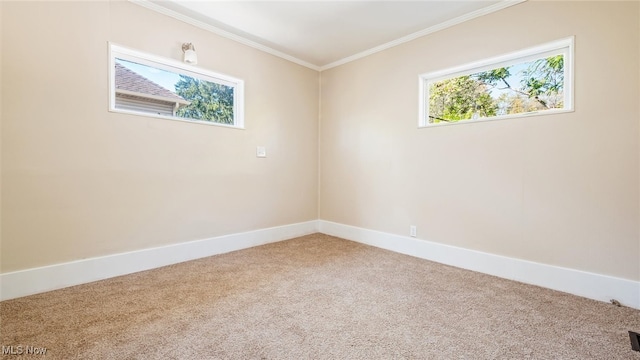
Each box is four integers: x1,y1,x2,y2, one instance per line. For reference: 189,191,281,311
418,36,574,128
108,43,245,129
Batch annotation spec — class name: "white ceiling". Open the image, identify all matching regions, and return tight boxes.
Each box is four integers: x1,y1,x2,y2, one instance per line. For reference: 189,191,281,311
140,0,523,70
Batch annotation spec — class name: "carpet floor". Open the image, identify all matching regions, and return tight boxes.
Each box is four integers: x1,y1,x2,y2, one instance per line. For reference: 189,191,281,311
1,233,639,359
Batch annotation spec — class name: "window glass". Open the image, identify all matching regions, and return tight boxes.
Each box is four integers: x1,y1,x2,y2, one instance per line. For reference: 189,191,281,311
420,37,573,127
110,44,244,128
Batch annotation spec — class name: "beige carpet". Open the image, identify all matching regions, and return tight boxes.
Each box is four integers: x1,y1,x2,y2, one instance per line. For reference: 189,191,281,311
1,233,639,359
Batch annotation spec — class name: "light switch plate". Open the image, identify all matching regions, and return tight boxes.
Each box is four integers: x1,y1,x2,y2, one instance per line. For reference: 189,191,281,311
256,146,267,158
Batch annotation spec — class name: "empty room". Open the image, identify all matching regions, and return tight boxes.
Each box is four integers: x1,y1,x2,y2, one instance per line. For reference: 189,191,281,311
1,0,639,358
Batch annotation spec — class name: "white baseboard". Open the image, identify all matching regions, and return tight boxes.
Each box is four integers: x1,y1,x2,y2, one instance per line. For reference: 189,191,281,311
0,220,319,301
318,220,640,309
4,219,638,309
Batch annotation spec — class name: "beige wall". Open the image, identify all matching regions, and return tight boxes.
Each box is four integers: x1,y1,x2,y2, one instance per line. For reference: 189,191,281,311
2,0,639,284
0,1,3,273
1,1,319,272
320,1,640,281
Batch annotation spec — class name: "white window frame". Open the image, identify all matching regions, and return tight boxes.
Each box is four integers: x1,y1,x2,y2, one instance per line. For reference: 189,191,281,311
109,43,245,129
418,36,574,128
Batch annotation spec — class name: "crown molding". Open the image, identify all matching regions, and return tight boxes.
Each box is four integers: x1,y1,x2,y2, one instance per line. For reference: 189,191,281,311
128,0,526,72
319,0,526,71
128,0,321,71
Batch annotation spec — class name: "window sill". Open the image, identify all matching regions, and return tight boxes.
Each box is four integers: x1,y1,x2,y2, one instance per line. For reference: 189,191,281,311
418,108,574,129
109,108,246,130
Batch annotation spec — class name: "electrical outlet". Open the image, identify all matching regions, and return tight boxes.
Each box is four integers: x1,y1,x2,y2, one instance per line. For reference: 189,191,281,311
410,226,417,237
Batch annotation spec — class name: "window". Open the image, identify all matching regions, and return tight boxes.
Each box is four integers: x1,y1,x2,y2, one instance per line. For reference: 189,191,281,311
109,43,244,128
419,37,573,127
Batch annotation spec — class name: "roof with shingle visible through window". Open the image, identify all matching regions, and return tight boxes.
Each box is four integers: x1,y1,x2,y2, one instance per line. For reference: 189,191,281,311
114,62,187,103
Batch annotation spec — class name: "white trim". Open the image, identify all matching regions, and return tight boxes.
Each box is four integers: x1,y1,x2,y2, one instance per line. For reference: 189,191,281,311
4,220,637,309
0,221,319,301
128,0,524,72
418,108,575,129
111,43,243,88
418,36,574,128
420,37,573,82
318,220,640,309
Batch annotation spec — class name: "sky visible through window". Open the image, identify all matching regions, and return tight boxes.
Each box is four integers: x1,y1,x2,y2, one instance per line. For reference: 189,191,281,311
480,62,527,98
